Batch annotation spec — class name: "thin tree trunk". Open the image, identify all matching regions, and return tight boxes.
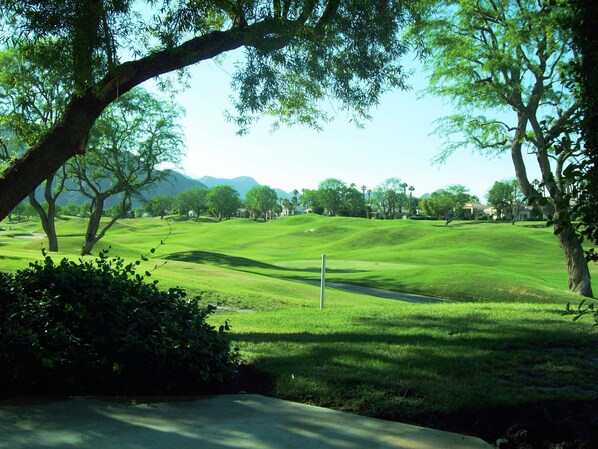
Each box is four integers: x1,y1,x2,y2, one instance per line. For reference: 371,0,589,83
29,189,59,252
82,197,105,255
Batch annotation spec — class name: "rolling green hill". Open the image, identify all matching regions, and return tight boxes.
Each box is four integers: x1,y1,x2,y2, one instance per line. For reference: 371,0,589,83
1,214,594,306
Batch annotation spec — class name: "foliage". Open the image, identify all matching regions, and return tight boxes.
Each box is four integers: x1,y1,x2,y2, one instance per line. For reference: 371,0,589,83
61,203,81,217
487,179,526,224
67,88,184,254
566,0,598,262
301,188,325,215
176,186,209,218
145,195,175,220
414,0,593,296
564,300,598,326
0,41,70,148
206,185,241,221
372,178,408,219
312,178,366,217
0,0,424,220
0,249,239,396
419,185,471,225
245,185,278,220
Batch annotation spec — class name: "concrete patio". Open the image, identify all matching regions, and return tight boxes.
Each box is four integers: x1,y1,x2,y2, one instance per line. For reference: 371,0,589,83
0,394,492,449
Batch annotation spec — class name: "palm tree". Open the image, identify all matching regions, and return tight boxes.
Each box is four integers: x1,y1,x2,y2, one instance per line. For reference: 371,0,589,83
408,186,415,214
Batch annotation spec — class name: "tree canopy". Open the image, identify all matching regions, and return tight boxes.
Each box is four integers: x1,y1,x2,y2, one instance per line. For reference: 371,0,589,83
207,185,241,220
68,88,184,254
0,0,423,220
245,185,278,220
567,0,598,262
419,184,471,225
486,179,525,224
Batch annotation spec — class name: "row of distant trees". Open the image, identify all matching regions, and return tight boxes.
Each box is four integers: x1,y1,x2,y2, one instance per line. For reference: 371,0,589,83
145,176,534,226
144,184,280,221
7,174,535,234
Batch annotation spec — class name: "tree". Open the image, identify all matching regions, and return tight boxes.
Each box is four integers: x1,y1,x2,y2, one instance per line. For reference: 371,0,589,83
415,0,592,296
206,185,240,221
318,178,347,216
340,185,366,217
145,195,175,220
68,89,184,255
408,186,417,215
61,203,80,217
176,187,209,218
0,42,71,251
487,179,526,224
11,202,26,222
372,177,406,219
301,188,324,215
291,189,300,214
420,185,472,225
0,1,422,220
566,0,598,263
245,186,278,220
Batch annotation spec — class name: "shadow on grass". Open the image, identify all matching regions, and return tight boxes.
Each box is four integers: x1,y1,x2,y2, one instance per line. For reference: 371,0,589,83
230,313,598,444
165,250,367,275
429,221,549,229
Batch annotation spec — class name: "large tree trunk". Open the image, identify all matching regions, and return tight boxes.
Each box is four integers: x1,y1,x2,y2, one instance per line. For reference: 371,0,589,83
511,115,593,297
554,216,593,297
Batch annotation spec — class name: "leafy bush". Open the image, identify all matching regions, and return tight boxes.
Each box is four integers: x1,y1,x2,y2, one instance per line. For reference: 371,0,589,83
0,249,239,396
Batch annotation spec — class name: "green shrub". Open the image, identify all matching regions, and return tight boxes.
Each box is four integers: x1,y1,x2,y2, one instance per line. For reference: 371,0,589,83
0,249,239,396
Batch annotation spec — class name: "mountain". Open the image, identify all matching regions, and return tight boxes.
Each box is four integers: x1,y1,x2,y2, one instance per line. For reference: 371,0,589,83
39,171,289,208
142,171,208,199
198,175,291,199
50,170,207,208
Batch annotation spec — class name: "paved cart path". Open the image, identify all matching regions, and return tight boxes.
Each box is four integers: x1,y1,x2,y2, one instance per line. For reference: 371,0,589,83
302,279,455,304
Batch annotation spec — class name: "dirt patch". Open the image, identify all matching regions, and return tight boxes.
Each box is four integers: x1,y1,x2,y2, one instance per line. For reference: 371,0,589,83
12,232,44,239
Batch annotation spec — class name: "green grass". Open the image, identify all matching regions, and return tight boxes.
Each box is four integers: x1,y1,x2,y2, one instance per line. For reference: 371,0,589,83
222,302,596,417
1,214,597,439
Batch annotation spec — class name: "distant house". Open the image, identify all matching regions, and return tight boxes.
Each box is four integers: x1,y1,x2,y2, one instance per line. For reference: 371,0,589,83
280,205,309,217
188,210,198,218
483,205,543,221
462,201,488,220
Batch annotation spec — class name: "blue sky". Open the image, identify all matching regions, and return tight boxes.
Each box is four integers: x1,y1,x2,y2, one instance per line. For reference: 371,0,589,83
157,51,540,201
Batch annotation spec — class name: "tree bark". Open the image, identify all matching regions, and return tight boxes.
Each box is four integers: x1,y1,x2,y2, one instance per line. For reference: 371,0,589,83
29,191,59,252
82,196,106,255
554,214,593,297
511,116,593,297
28,172,64,252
